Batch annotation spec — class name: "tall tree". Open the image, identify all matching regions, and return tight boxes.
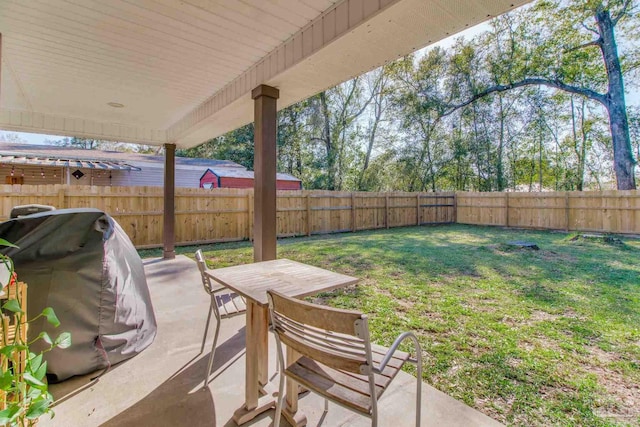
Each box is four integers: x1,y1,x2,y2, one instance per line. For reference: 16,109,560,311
442,0,638,189
278,102,309,178
392,50,451,191
357,66,392,190
309,78,374,190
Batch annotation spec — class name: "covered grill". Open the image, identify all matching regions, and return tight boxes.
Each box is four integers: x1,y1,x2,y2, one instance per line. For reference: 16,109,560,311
0,208,157,381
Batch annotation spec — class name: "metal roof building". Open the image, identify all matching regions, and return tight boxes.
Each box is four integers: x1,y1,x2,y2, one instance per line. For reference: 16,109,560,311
0,143,244,187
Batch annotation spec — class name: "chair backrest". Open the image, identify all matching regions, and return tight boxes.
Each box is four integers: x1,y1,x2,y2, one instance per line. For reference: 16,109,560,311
267,290,373,375
195,249,213,294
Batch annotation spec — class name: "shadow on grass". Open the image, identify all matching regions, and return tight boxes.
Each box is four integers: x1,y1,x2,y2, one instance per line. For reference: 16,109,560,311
275,225,638,319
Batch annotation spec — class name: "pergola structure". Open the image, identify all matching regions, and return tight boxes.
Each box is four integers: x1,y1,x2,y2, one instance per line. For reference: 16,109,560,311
0,0,530,261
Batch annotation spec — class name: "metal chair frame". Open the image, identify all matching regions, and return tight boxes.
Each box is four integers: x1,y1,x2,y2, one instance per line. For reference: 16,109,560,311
267,290,422,427
195,249,246,387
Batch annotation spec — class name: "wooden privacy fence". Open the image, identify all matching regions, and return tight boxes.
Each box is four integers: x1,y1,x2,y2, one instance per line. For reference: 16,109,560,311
1,185,638,248
457,190,640,234
0,185,455,247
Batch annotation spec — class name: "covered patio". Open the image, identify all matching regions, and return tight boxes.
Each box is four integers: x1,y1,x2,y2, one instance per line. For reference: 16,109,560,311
43,255,501,427
1,0,530,425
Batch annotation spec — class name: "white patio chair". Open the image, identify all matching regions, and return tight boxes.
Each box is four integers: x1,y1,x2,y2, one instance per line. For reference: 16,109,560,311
195,249,246,386
267,290,423,427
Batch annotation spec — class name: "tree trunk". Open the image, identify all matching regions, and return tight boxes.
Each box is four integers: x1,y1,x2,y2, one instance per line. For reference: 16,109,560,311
579,100,588,190
538,126,543,191
570,97,586,191
319,92,336,190
597,9,636,189
496,94,505,191
358,112,379,190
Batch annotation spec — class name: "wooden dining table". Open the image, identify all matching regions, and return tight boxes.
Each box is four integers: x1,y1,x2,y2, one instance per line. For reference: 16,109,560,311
205,258,359,426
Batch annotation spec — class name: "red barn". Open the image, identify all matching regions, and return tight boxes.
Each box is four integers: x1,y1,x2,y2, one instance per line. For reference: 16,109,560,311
200,168,302,190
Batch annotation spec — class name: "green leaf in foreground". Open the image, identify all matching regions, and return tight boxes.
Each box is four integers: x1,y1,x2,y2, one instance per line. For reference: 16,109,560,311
54,332,72,349
0,370,13,390
26,397,53,419
0,345,16,358
2,299,22,313
23,372,46,389
33,361,47,382
37,332,52,346
41,307,60,327
0,238,18,248
29,353,43,373
0,406,20,425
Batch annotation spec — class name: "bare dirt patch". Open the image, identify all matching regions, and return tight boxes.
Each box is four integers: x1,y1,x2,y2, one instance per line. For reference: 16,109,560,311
530,310,559,322
586,346,640,421
375,288,416,312
590,365,640,423
538,250,577,263
518,336,563,354
425,311,444,321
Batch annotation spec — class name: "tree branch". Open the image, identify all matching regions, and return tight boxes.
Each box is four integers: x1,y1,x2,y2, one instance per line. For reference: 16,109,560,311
564,38,603,54
612,0,632,25
580,22,600,36
441,78,608,117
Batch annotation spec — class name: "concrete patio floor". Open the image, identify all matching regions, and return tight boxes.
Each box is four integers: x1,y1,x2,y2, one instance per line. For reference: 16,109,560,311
41,255,503,427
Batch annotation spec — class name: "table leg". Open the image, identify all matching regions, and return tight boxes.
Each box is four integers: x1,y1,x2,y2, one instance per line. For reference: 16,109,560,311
233,301,274,425
282,347,307,427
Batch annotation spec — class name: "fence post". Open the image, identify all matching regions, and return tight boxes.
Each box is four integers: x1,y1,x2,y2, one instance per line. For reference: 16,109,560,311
385,194,390,229
247,192,253,242
564,192,570,232
351,193,357,232
453,193,457,224
505,192,510,227
416,194,421,226
306,193,311,237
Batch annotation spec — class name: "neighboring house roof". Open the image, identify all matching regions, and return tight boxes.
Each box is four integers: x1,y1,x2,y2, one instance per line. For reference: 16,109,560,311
0,143,244,169
0,154,141,171
204,167,301,182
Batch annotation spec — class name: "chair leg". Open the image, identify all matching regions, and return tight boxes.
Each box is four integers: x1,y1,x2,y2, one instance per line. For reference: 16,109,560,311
415,359,422,427
200,302,214,354
203,294,221,389
273,370,285,427
203,315,221,388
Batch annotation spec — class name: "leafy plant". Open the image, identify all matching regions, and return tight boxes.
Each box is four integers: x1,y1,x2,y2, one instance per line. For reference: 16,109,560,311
0,238,70,426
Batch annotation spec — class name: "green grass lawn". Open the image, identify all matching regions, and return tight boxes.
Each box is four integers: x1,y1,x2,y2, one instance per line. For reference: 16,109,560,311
140,225,640,426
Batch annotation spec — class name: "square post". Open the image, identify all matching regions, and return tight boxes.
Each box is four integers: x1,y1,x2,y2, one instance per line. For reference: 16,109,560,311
163,143,176,259
0,33,3,102
252,84,279,262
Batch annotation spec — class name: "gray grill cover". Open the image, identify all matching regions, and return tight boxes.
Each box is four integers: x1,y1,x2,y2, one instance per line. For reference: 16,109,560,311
0,208,157,382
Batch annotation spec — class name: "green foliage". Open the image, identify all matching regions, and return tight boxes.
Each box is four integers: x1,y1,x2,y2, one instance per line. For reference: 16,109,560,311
178,124,256,170
0,241,70,426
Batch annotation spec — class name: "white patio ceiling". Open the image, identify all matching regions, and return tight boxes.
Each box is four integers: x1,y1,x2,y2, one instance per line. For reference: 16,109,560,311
0,0,530,148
